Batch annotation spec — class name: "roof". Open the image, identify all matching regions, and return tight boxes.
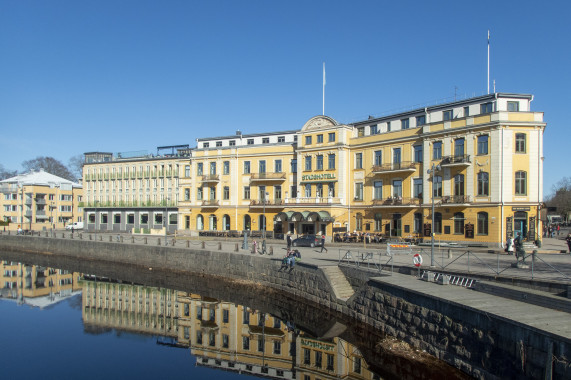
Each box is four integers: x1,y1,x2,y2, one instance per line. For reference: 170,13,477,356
0,169,82,188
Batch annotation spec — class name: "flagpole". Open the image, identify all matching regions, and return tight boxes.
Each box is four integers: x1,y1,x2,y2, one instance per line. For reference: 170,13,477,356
487,30,490,94
322,62,325,115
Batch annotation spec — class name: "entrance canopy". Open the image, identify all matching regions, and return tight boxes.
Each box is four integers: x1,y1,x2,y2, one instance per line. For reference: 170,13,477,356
274,210,334,223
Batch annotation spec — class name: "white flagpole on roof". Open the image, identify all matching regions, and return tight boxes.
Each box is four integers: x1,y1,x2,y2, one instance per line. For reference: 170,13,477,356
323,62,326,115
487,30,490,94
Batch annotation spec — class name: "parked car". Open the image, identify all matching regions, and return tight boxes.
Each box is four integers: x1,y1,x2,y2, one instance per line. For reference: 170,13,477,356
291,235,322,248
65,222,84,230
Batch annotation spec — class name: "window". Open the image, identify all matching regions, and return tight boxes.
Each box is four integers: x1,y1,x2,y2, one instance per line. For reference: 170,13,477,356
210,186,216,200
216,141,222,147
259,160,266,174
262,137,269,144
244,161,251,174
433,141,442,160
414,145,423,163
392,180,402,198
481,102,493,114
247,139,254,145
243,336,250,350
305,184,311,197
274,185,281,201
508,101,519,112
184,188,190,200
355,183,363,201
274,159,282,173
316,155,323,170
197,163,203,176
434,212,442,233
356,213,363,231
393,148,401,164
401,118,409,129
317,134,323,143
443,110,453,121
477,172,489,196
222,334,229,348
374,213,382,231
223,186,229,200
477,135,489,155
223,309,229,323
478,212,488,235
328,183,335,197
203,142,209,148
243,310,250,324
305,136,312,145
244,186,250,200
515,171,527,195
454,138,465,157
414,213,422,233
303,349,310,365
185,165,190,177
454,212,464,234
454,174,465,196
196,331,203,344
315,351,323,368
374,150,382,166
370,124,378,134
413,178,423,198
210,162,216,175
229,140,236,146
327,354,334,371
416,115,426,126
305,156,312,171
273,341,281,355
291,159,297,173
328,154,335,170
386,121,391,132
357,127,364,137
374,181,383,199
433,175,442,197
328,132,335,142
197,187,203,201
277,136,285,143
515,133,526,153
258,337,265,352
355,153,363,169
464,106,470,117
353,357,361,374
223,161,230,175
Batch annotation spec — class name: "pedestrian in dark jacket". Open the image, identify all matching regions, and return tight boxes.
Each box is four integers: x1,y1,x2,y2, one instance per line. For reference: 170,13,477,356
566,233,571,254
320,234,328,253
287,233,292,249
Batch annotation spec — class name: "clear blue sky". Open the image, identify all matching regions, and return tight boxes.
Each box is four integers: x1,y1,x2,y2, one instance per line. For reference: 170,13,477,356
1,0,569,194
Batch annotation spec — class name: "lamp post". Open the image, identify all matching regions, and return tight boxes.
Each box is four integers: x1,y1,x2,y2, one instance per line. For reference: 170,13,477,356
427,164,441,267
164,196,170,246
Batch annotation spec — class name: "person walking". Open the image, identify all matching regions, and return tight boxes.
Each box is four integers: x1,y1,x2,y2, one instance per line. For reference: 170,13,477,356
320,234,328,253
287,233,292,250
566,233,571,254
506,236,514,255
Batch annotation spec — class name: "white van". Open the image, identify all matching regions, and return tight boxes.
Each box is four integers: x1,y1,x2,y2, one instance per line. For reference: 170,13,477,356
65,222,84,230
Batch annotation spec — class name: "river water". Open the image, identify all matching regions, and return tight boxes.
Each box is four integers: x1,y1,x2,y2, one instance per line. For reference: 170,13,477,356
0,251,467,380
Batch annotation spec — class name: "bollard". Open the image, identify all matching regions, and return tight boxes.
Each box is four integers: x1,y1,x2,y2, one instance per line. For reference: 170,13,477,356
120,236,124,243
447,249,452,259
79,233,83,240
158,238,161,246
62,233,65,238
201,241,205,249
235,243,239,252
144,237,147,245
218,242,222,250
89,234,93,241
171,239,175,246
186,240,190,248
269,246,273,255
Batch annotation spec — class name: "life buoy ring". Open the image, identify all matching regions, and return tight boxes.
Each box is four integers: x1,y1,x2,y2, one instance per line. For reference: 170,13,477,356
413,253,423,267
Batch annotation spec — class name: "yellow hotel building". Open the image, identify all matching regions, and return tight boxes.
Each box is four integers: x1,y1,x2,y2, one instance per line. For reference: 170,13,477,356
83,93,544,247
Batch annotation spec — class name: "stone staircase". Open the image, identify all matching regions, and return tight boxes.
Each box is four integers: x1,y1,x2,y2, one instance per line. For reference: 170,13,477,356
321,266,355,301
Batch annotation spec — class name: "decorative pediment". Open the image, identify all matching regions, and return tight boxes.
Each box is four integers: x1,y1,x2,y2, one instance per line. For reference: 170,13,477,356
301,116,338,131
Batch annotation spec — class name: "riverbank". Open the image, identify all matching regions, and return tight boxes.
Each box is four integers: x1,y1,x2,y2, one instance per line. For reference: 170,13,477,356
1,234,569,379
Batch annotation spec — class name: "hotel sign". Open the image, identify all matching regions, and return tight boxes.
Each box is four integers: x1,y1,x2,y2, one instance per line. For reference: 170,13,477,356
300,338,335,352
301,173,336,181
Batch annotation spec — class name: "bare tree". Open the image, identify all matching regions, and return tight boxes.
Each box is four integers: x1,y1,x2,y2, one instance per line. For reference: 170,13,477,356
21,156,75,181
546,176,571,221
0,164,18,180
68,154,84,180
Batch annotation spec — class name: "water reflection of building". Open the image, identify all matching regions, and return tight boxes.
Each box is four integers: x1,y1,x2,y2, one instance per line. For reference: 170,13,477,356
0,260,81,307
78,277,378,379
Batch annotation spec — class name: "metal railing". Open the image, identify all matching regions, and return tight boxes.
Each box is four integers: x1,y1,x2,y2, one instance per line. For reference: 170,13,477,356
371,161,417,173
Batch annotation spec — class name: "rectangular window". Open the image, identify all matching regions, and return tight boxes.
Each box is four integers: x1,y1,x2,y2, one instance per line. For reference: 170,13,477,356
274,159,282,173
393,148,401,164
291,159,297,173
355,183,363,200
262,137,269,144
477,172,489,196
210,162,216,175
203,142,209,148
413,178,423,198
247,139,254,145
454,174,465,196
464,106,470,117
443,110,453,121
185,165,190,177
387,121,391,132
259,160,266,174
374,181,383,199
303,349,311,365
243,186,250,200
210,186,216,200
274,185,281,201
328,154,335,170
273,341,281,355
197,163,203,176
357,127,364,137
305,184,311,197
508,101,519,112
454,138,465,157
223,186,229,200
370,124,378,134
355,153,363,169
433,142,442,160
222,334,229,348
316,155,323,170
433,176,442,197
305,156,312,171
317,134,323,143
244,161,250,174
416,115,426,126
392,180,402,198
477,135,489,155
258,337,265,352
481,102,493,114
229,140,236,146
327,354,334,371
328,132,335,142
515,171,527,195
242,336,250,350
216,141,222,147
515,133,526,153
305,136,312,145
223,309,229,323
414,145,423,163
315,351,323,368
277,136,285,143
197,187,203,201
374,150,382,166
223,161,230,175
401,118,409,129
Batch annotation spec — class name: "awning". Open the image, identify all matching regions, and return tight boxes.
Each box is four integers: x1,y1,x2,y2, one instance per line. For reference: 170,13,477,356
274,211,294,222
290,212,305,222
307,211,334,222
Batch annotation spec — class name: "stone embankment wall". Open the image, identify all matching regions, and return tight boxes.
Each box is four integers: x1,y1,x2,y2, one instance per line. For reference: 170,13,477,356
1,235,569,380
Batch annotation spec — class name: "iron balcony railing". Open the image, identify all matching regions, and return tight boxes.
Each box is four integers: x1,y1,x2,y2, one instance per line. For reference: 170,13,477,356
250,172,286,181
371,197,421,206
439,195,472,204
201,174,220,182
201,200,219,207
440,154,471,166
249,199,284,207
371,161,417,173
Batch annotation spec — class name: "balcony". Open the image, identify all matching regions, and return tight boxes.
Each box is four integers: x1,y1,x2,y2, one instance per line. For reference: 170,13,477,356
35,198,47,205
438,195,472,205
371,197,421,207
249,172,286,182
249,199,284,208
440,154,471,167
200,174,220,183
201,200,219,208
371,161,417,175
0,184,19,193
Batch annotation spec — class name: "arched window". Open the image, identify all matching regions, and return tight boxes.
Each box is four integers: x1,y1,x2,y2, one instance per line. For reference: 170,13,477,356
258,215,266,231
209,214,217,230
434,212,442,234
477,212,488,235
515,171,527,195
222,215,230,231
243,215,251,231
196,214,204,230
477,172,489,196
454,212,464,234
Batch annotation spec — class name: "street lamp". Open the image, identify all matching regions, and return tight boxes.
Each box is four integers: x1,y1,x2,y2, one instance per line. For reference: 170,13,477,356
427,164,441,267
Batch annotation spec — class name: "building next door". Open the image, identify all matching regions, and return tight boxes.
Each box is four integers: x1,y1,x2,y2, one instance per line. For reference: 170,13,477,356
514,211,528,239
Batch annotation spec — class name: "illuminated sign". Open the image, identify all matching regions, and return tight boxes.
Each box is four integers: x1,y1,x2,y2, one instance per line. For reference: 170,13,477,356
301,173,336,181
